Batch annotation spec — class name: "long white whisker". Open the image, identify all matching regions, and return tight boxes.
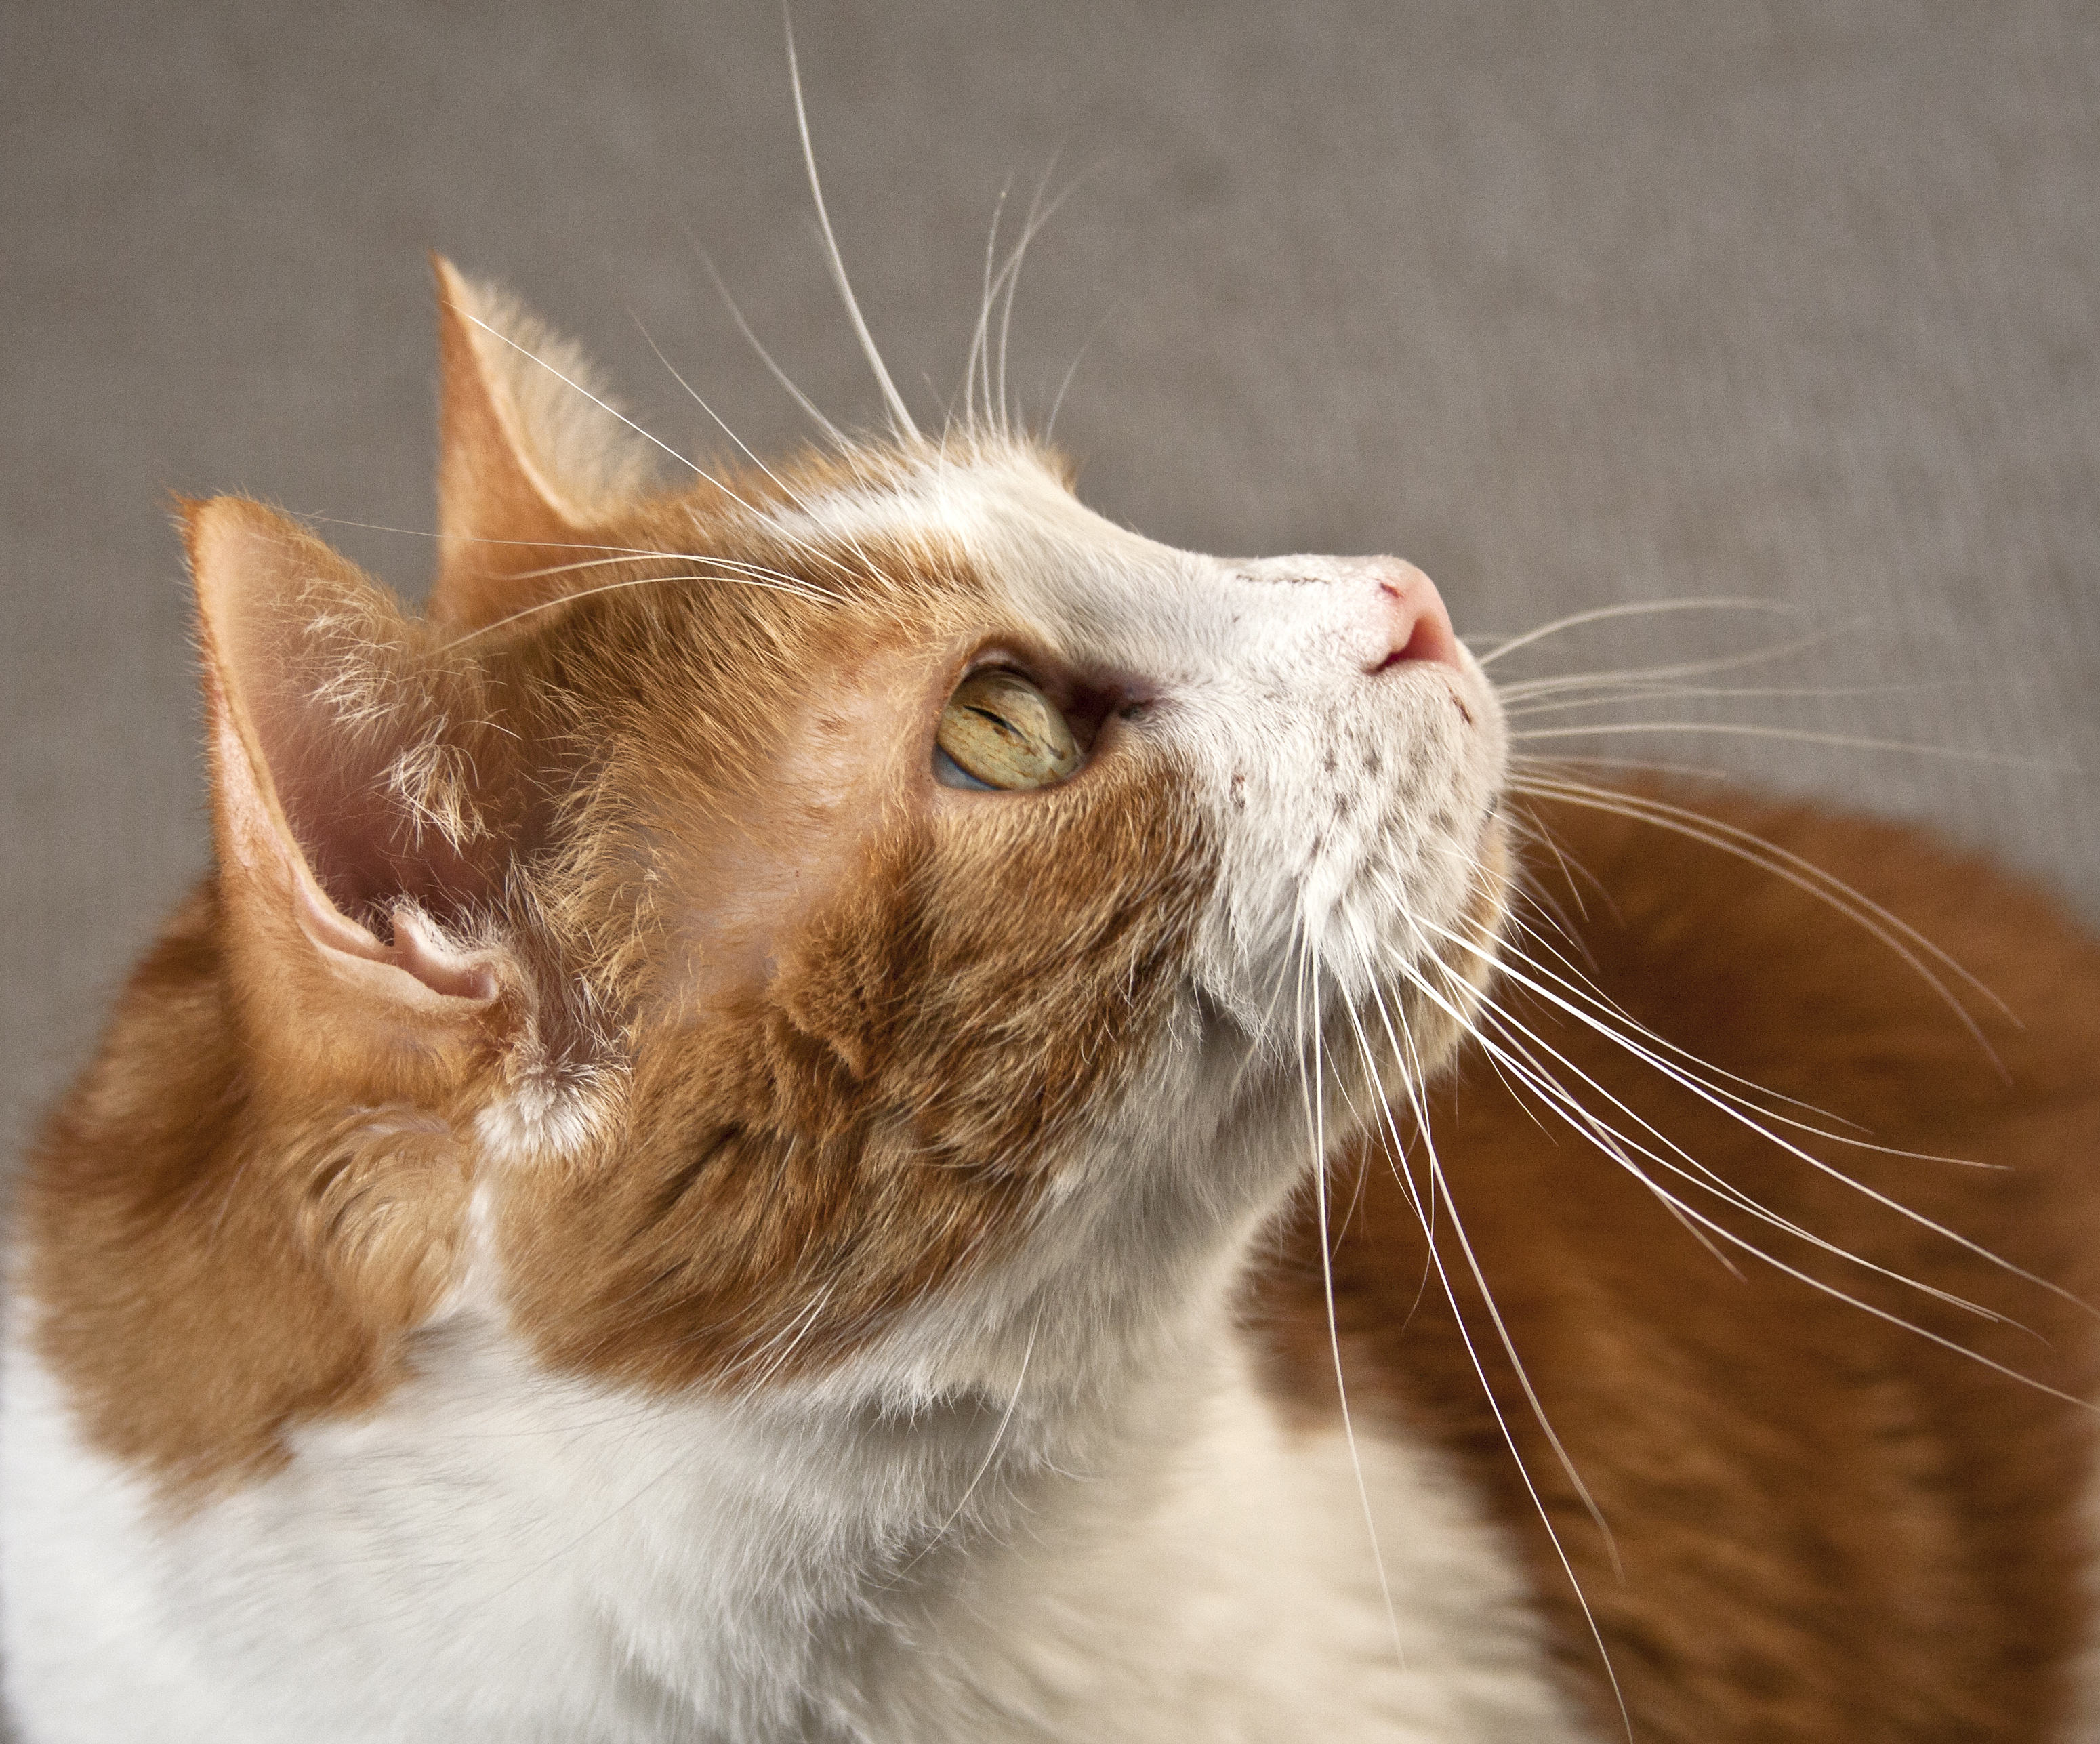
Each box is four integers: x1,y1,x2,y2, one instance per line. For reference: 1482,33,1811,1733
1354,975,1632,1737
626,314,903,593
306,519,832,594
784,14,921,441
1513,721,2057,770
995,154,1073,435
1503,682,1930,720
463,546,827,593
1474,598,1795,669
1296,948,1408,1669
1044,297,1125,444
1514,753,1756,785
739,1276,844,1390
695,244,850,447
1492,623,1865,697
451,308,699,480
1473,1003,1746,1276
1509,774,2011,1038
1357,977,1620,1561
1416,907,2086,1321
1386,895,2029,1321
883,1314,1041,1586
966,178,1013,433
1461,1005,2100,1410
627,315,852,552
1388,941,2093,1426
1473,995,1958,1300
1479,890,1958,1148
439,566,831,649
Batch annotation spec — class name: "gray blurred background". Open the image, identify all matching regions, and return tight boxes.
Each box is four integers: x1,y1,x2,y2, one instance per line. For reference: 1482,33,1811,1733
4,1,2097,1181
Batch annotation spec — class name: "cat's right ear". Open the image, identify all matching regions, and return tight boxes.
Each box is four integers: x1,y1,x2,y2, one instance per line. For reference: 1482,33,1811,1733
430,255,663,632
186,495,521,1094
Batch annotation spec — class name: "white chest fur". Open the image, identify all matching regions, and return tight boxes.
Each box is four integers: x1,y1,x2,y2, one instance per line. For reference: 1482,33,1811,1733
3,1305,1585,1743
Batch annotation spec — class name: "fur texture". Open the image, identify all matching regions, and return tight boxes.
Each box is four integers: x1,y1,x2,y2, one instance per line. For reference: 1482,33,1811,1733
6,264,2099,1743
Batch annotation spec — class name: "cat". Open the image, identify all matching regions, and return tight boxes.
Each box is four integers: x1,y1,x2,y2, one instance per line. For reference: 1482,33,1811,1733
5,249,2100,1744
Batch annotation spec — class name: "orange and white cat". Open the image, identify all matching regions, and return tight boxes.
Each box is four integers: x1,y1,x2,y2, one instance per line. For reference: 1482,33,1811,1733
5,257,2099,1743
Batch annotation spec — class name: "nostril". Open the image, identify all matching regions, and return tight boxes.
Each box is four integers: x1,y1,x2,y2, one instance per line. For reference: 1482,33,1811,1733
1367,574,1461,674
1371,618,1447,673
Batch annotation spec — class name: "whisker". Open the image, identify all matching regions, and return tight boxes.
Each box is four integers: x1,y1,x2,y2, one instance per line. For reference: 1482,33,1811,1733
1508,774,2012,1045
1473,994,1967,1306
881,1313,1041,1587
304,516,823,585
1503,682,1931,721
1475,1006,1745,1277
995,156,1084,436
1413,906,2088,1321
1392,937,2091,1418
1474,598,1796,669
1512,753,1755,785
1354,980,1620,1554
694,243,850,447
955,158,1091,440
627,312,905,591
785,13,921,440
741,1276,843,1390
1486,895,1936,1144
1367,957,1627,1555
474,547,828,593
1398,870,2030,1311
1296,947,1409,1669
451,308,701,481
626,315,861,570
1043,297,1126,444
1498,799,1607,928
1512,722,2060,771
1492,622,1864,697
1461,1002,2100,1411
965,177,1014,432
438,566,833,649
1352,977,1633,1739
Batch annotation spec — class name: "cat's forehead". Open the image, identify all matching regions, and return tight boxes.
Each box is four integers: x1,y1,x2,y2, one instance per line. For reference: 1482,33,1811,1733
758,442,1195,604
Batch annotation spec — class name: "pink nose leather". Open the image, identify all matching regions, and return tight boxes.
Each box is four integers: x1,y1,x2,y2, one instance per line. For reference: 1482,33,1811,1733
1369,565,1461,673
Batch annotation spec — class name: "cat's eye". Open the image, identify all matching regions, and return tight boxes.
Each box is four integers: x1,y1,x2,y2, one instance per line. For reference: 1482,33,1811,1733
934,669,1082,791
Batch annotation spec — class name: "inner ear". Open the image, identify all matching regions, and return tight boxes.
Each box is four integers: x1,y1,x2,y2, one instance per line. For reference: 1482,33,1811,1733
430,257,664,633
188,496,517,1011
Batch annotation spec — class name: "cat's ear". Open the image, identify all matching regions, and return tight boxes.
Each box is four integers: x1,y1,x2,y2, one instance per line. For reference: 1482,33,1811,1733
186,495,521,1084
430,255,663,631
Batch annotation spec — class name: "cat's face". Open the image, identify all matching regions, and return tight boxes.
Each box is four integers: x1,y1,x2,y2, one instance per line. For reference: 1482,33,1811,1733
188,267,1510,1407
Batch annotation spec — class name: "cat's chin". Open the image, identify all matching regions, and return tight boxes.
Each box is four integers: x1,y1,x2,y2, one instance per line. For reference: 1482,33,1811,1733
1327,808,1514,1155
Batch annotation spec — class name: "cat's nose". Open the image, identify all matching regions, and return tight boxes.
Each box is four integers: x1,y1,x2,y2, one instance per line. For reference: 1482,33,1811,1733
1365,562,1460,675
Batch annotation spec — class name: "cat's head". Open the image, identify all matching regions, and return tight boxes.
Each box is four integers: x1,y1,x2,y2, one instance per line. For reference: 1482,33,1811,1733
186,260,1508,1405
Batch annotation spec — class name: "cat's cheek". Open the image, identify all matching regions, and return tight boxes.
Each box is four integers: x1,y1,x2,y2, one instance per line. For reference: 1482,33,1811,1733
653,636,976,1021
485,755,1218,1396
821,757,1218,1162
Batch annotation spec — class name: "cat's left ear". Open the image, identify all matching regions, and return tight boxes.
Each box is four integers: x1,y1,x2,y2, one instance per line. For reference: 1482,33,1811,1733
187,495,526,1092
429,255,663,631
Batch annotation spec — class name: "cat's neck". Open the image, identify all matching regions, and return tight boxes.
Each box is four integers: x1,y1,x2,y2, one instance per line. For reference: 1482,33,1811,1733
14,1279,1571,1743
